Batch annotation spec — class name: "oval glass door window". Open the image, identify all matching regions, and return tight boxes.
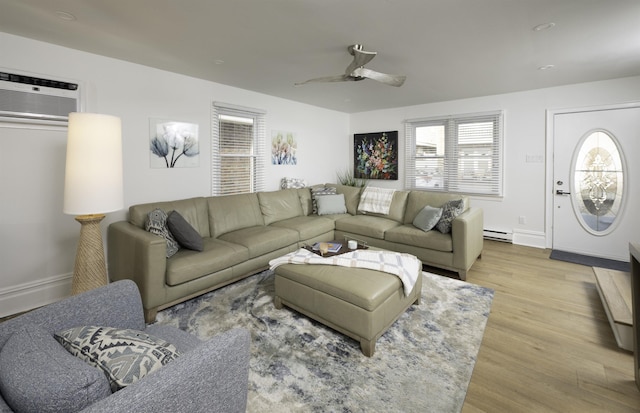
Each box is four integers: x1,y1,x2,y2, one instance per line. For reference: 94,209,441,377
572,130,625,234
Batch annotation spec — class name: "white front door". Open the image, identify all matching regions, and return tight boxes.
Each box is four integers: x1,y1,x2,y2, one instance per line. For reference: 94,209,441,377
552,105,640,261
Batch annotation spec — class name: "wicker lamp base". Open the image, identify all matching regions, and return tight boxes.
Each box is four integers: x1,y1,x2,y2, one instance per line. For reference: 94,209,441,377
71,214,108,295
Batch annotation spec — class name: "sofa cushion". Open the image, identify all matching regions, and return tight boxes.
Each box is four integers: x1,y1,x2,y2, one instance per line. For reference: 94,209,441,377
269,215,335,240
297,187,313,216
326,184,363,215
403,191,469,225
55,326,181,392
335,215,401,239
0,324,111,413
129,197,210,237
385,224,453,252
435,199,465,234
258,189,304,225
167,210,204,251
218,226,299,258
316,194,347,215
166,238,249,286
146,208,180,258
207,193,264,238
359,190,409,223
413,205,443,232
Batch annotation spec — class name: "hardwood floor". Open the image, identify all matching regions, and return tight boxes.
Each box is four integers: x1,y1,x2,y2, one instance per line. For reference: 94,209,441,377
442,241,640,413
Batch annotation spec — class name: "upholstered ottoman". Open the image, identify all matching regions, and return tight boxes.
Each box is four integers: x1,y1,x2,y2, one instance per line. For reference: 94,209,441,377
273,262,422,356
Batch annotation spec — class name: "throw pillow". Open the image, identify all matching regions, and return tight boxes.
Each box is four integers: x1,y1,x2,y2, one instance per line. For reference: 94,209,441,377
413,205,443,232
167,211,203,252
0,324,111,413
55,326,181,392
311,186,337,214
145,208,180,258
435,199,465,234
316,193,347,215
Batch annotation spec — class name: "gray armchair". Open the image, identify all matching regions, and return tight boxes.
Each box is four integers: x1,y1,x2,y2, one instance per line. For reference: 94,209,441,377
0,280,250,413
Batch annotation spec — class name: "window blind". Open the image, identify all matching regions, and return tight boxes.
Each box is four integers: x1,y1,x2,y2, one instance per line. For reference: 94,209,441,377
404,111,503,196
212,103,266,195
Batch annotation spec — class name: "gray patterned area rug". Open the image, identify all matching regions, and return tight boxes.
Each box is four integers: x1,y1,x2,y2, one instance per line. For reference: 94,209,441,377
154,270,494,413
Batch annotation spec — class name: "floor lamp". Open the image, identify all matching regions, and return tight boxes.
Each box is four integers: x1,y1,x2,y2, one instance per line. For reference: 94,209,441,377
63,112,123,295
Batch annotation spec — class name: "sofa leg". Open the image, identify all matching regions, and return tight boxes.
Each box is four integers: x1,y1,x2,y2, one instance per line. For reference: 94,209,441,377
274,296,283,309
144,308,158,323
360,339,375,357
458,270,467,281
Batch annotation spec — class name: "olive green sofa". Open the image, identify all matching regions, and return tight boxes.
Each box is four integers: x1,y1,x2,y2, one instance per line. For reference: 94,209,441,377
108,185,483,322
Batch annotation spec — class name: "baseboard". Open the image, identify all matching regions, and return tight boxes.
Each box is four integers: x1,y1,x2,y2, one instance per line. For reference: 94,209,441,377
0,273,72,318
512,229,546,249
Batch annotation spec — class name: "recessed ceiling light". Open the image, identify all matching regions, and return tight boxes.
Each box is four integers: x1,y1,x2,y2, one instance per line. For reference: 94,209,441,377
533,22,556,32
538,64,555,70
55,11,77,21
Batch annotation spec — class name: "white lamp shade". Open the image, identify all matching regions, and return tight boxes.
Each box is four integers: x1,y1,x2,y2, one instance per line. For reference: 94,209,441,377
63,112,124,215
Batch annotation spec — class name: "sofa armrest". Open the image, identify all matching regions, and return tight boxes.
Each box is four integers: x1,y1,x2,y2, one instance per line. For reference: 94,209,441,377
82,328,251,413
451,207,484,277
107,221,167,314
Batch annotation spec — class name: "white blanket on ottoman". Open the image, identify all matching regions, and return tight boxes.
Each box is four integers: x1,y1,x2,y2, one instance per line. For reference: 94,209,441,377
269,248,420,296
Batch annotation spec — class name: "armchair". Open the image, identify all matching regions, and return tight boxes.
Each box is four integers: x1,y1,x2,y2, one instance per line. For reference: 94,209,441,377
0,280,250,413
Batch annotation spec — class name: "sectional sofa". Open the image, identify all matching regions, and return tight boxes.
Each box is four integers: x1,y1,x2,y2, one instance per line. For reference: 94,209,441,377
108,184,483,322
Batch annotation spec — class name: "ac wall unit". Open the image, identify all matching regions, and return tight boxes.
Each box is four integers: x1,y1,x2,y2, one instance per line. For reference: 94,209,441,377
0,71,80,124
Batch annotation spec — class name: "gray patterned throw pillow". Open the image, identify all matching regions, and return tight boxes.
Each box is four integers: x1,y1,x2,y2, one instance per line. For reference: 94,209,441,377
55,326,181,392
435,199,464,234
145,208,180,257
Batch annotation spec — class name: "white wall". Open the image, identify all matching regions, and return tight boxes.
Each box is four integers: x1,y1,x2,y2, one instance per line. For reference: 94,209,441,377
350,76,640,248
0,33,349,316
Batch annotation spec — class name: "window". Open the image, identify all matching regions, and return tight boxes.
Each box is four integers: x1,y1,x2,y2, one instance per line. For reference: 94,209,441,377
212,103,266,195
404,111,503,196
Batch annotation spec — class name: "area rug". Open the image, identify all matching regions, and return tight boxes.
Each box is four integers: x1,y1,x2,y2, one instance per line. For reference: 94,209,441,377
550,249,629,272
154,270,494,412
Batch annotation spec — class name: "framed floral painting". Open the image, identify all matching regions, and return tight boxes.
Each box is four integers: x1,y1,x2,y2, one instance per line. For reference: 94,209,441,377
149,118,199,168
354,131,398,180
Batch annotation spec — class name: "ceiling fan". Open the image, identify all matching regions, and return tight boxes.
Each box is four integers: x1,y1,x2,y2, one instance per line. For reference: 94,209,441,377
295,44,406,87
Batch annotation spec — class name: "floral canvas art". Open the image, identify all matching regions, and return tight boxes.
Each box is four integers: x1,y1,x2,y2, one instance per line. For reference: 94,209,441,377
354,131,398,180
150,119,199,168
272,130,297,165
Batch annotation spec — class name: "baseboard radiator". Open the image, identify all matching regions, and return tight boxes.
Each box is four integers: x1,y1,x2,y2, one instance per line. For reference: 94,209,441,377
483,229,513,243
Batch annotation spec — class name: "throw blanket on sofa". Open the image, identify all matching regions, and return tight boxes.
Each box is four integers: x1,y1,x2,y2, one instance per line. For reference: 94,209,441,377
269,249,420,296
358,187,396,215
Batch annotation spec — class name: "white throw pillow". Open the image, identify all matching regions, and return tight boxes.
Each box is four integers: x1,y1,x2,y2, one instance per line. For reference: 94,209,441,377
316,194,347,215
413,205,443,232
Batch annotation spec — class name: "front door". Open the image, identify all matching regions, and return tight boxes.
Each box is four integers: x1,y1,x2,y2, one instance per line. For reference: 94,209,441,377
552,105,640,261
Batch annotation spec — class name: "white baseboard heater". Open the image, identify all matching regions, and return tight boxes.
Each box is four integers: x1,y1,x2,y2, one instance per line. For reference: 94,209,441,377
483,229,513,243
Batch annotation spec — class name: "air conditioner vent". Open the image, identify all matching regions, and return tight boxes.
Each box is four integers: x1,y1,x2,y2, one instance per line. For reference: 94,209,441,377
0,70,80,124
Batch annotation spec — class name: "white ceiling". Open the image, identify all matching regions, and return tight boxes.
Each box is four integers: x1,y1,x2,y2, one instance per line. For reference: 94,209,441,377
1,0,639,113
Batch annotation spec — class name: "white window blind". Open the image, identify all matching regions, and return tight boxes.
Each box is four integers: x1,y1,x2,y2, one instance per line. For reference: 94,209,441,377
212,103,266,195
405,111,503,196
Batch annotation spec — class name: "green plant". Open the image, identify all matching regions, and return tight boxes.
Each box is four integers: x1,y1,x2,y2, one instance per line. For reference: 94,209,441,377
337,168,368,188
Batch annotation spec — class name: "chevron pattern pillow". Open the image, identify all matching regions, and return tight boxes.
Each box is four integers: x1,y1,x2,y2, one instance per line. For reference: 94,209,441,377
55,326,181,392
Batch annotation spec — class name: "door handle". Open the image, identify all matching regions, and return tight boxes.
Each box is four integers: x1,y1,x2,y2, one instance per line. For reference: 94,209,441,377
556,190,571,195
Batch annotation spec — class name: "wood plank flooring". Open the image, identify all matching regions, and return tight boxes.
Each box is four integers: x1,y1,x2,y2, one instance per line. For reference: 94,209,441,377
436,240,640,413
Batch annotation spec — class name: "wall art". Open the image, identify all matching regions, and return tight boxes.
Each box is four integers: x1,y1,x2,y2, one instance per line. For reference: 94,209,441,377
354,130,398,180
149,118,199,168
271,130,297,165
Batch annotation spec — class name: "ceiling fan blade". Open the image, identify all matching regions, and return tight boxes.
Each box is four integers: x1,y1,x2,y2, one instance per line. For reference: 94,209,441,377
294,74,354,86
352,67,406,87
345,46,377,75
